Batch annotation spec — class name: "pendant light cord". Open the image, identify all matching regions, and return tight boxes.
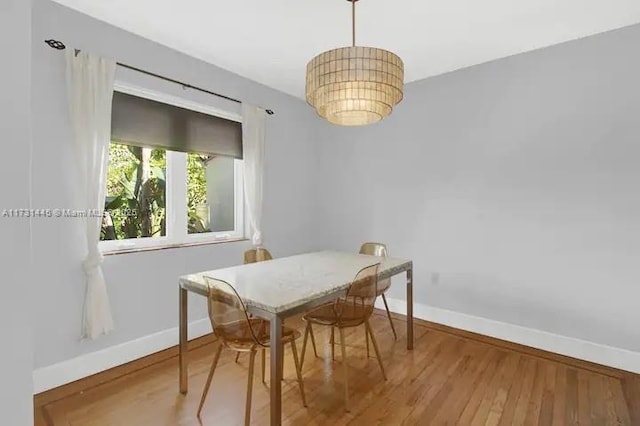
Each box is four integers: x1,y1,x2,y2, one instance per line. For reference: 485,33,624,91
352,0,356,46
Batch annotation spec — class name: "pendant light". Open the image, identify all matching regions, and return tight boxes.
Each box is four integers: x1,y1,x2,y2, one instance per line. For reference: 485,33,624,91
305,0,404,126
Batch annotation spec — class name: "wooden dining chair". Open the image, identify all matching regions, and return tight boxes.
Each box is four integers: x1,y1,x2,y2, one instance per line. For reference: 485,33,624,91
359,242,397,342
197,277,306,425
303,242,396,362
300,264,386,412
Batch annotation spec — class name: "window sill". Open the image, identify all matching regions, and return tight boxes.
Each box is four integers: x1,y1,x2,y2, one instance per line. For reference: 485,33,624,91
101,237,248,256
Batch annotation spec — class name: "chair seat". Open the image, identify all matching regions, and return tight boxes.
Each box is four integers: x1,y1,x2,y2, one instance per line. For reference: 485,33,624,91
377,277,391,294
219,318,300,350
260,323,301,346
303,300,372,328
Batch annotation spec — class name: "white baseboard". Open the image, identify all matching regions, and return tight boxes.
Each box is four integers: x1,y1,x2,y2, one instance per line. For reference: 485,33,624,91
33,299,640,394
32,318,212,394
376,297,640,374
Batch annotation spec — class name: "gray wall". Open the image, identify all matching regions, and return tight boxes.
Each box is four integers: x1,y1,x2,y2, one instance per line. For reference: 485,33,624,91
317,24,640,352
0,0,34,423
32,0,321,368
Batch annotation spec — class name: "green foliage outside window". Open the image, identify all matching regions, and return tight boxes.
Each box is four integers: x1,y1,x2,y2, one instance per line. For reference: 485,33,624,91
102,143,167,240
101,143,212,241
101,143,166,240
187,153,211,234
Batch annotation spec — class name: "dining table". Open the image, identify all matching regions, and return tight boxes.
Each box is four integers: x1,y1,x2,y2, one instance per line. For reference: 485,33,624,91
178,250,414,425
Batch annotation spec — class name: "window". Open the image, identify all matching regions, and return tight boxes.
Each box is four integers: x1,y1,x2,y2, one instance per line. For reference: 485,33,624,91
187,153,237,234
102,143,167,241
100,83,244,252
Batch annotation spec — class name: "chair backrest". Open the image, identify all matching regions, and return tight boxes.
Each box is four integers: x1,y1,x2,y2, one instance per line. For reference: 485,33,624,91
359,242,390,294
337,263,380,320
244,247,273,264
359,242,388,257
204,277,264,345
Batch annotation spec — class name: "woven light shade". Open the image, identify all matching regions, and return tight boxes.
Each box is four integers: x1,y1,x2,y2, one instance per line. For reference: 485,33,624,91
305,0,404,126
306,46,404,126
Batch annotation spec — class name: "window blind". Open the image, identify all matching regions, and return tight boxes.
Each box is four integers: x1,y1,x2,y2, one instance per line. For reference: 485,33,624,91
111,91,242,158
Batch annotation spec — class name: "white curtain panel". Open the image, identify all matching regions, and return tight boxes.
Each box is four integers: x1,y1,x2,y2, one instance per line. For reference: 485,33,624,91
66,50,116,339
241,104,266,246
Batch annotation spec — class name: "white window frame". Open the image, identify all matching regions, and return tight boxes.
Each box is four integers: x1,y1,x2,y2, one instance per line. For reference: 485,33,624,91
100,81,244,253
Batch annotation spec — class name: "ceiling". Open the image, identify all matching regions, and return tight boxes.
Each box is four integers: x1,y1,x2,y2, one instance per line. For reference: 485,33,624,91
52,0,640,99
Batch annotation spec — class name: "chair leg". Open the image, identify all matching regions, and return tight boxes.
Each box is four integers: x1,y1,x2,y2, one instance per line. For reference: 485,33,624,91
381,293,397,340
301,322,310,369
338,328,349,412
290,340,307,407
331,327,335,361
365,320,387,381
261,348,266,384
235,352,240,363
308,323,318,357
244,350,257,426
365,325,370,358
197,343,223,417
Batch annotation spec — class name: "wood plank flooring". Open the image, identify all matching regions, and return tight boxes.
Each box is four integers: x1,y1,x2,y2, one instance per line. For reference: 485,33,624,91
35,312,639,425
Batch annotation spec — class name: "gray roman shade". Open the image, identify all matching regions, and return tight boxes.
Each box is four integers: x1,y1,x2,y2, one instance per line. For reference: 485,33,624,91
111,91,242,158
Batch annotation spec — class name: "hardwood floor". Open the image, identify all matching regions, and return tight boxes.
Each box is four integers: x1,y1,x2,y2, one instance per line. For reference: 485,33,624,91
35,311,639,425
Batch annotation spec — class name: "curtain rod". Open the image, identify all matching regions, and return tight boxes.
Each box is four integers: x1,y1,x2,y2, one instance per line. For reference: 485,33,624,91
44,39,275,115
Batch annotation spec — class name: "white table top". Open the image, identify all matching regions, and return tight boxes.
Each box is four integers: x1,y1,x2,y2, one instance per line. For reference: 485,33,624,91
179,250,412,315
